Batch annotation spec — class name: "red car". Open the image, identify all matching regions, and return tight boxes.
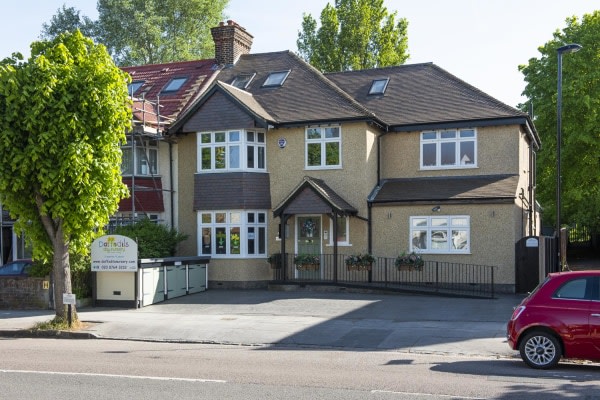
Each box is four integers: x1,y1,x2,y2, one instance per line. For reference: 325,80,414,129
507,270,600,369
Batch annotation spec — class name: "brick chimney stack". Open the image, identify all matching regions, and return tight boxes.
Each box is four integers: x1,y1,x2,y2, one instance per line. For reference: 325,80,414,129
211,20,253,66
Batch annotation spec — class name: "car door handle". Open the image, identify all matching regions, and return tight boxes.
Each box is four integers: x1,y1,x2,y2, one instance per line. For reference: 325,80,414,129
592,314,600,317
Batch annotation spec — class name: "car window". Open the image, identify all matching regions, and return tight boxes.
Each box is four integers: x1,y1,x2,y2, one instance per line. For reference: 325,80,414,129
553,278,589,300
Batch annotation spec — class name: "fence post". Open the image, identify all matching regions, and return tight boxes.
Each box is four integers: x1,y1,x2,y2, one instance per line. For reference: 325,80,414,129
435,261,439,292
491,266,495,299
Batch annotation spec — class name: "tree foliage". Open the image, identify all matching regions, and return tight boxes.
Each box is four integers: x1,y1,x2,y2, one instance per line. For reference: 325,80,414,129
297,0,409,72
96,0,228,66
40,5,96,40
40,0,228,66
520,11,600,231
113,218,188,258
0,31,131,318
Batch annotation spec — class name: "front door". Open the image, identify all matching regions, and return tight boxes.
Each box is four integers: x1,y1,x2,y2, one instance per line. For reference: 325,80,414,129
296,216,321,279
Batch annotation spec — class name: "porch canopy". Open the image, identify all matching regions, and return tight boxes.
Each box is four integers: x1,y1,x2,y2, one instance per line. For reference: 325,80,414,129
273,176,358,261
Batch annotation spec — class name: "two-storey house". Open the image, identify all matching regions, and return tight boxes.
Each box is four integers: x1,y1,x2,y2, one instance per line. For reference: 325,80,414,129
162,21,539,293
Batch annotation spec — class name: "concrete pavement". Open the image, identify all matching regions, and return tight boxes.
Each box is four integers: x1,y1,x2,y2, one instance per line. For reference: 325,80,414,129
0,289,525,358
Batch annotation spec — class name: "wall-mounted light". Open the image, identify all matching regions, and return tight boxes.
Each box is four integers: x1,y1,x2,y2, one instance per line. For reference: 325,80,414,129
432,206,441,212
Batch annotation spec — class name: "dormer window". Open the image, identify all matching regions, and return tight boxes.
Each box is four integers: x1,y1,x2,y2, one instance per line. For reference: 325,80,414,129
161,77,188,94
369,78,389,95
262,70,290,87
231,73,256,89
128,81,144,95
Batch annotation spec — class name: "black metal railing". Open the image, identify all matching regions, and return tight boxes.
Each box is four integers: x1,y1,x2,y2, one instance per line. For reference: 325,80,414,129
270,253,495,298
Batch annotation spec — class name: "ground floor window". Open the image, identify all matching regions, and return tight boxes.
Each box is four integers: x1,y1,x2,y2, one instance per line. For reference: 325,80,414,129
199,210,267,257
410,215,470,254
328,215,350,246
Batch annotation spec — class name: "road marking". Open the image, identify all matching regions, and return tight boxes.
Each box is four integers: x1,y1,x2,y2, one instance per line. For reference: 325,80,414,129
372,390,485,399
0,369,226,383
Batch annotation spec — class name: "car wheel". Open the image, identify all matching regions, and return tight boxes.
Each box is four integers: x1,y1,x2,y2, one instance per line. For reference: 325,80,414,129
519,330,562,369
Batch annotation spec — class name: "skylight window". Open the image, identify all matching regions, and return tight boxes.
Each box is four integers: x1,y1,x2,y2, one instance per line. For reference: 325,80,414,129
369,78,389,95
262,70,290,87
128,81,144,95
161,77,188,93
231,73,256,89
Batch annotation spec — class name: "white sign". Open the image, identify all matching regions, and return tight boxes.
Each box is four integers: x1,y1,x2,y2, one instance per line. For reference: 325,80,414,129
526,238,539,248
63,293,76,305
91,235,138,272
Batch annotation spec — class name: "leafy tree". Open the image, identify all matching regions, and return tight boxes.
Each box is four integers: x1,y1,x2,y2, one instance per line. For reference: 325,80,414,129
40,5,97,40
112,218,188,258
0,31,131,320
297,0,409,72
96,0,228,66
520,12,600,231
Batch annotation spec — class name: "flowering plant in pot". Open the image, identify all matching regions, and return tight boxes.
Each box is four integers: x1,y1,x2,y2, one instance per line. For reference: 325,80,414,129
294,254,320,271
345,253,375,271
395,251,424,271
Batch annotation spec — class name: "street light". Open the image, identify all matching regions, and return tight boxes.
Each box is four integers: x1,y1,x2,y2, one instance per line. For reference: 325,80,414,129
556,43,582,271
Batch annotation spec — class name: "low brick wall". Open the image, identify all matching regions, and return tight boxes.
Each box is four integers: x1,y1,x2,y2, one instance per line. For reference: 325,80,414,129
0,277,50,309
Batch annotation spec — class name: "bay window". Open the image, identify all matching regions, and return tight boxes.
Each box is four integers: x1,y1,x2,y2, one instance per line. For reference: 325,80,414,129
121,137,158,176
198,130,265,172
199,210,267,257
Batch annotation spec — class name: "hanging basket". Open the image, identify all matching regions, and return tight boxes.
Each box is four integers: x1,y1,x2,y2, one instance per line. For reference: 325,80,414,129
296,263,319,271
346,263,372,271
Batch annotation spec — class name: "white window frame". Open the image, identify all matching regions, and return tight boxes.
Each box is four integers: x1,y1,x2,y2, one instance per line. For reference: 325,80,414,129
420,128,477,169
305,126,342,169
121,137,159,176
327,216,351,246
197,130,266,173
198,210,267,258
409,215,470,254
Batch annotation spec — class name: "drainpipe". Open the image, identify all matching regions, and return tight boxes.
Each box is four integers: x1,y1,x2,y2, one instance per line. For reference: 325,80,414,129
169,141,175,228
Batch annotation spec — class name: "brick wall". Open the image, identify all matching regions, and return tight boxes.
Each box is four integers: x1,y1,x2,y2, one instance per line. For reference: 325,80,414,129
211,20,253,66
0,277,50,309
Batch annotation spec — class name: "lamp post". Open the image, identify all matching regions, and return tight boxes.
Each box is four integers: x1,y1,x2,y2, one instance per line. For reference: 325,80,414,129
556,43,582,271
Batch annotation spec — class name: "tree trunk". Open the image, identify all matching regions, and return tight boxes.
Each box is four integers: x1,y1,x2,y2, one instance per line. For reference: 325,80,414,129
52,233,76,320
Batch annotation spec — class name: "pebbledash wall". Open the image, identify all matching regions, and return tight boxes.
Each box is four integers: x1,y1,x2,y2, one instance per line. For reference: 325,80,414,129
0,276,50,309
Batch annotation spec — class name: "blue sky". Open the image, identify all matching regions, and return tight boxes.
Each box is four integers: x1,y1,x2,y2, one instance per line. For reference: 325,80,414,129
1,0,597,107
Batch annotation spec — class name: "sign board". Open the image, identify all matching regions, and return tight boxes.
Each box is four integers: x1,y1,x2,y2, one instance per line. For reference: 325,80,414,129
63,293,76,305
525,237,539,248
91,235,138,272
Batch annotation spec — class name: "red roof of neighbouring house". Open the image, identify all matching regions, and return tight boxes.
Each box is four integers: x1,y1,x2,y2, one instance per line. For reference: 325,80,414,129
122,59,219,129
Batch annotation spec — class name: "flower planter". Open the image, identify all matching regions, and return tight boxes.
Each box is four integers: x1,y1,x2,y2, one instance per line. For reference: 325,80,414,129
296,263,319,271
346,264,372,271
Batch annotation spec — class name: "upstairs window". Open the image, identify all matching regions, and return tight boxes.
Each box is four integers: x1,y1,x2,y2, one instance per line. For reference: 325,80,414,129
305,126,341,169
369,78,389,95
263,70,290,87
121,137,158,176
421,128,477,169
161,77,187,93
128,81,144,95
231,73,256,89
198,130,265,172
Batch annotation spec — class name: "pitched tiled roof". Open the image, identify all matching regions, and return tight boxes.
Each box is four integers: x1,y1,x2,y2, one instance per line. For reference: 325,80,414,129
326,63,528,129
370,174,519,204
213,51,373,125
273,176,358,217
122,59,219,127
